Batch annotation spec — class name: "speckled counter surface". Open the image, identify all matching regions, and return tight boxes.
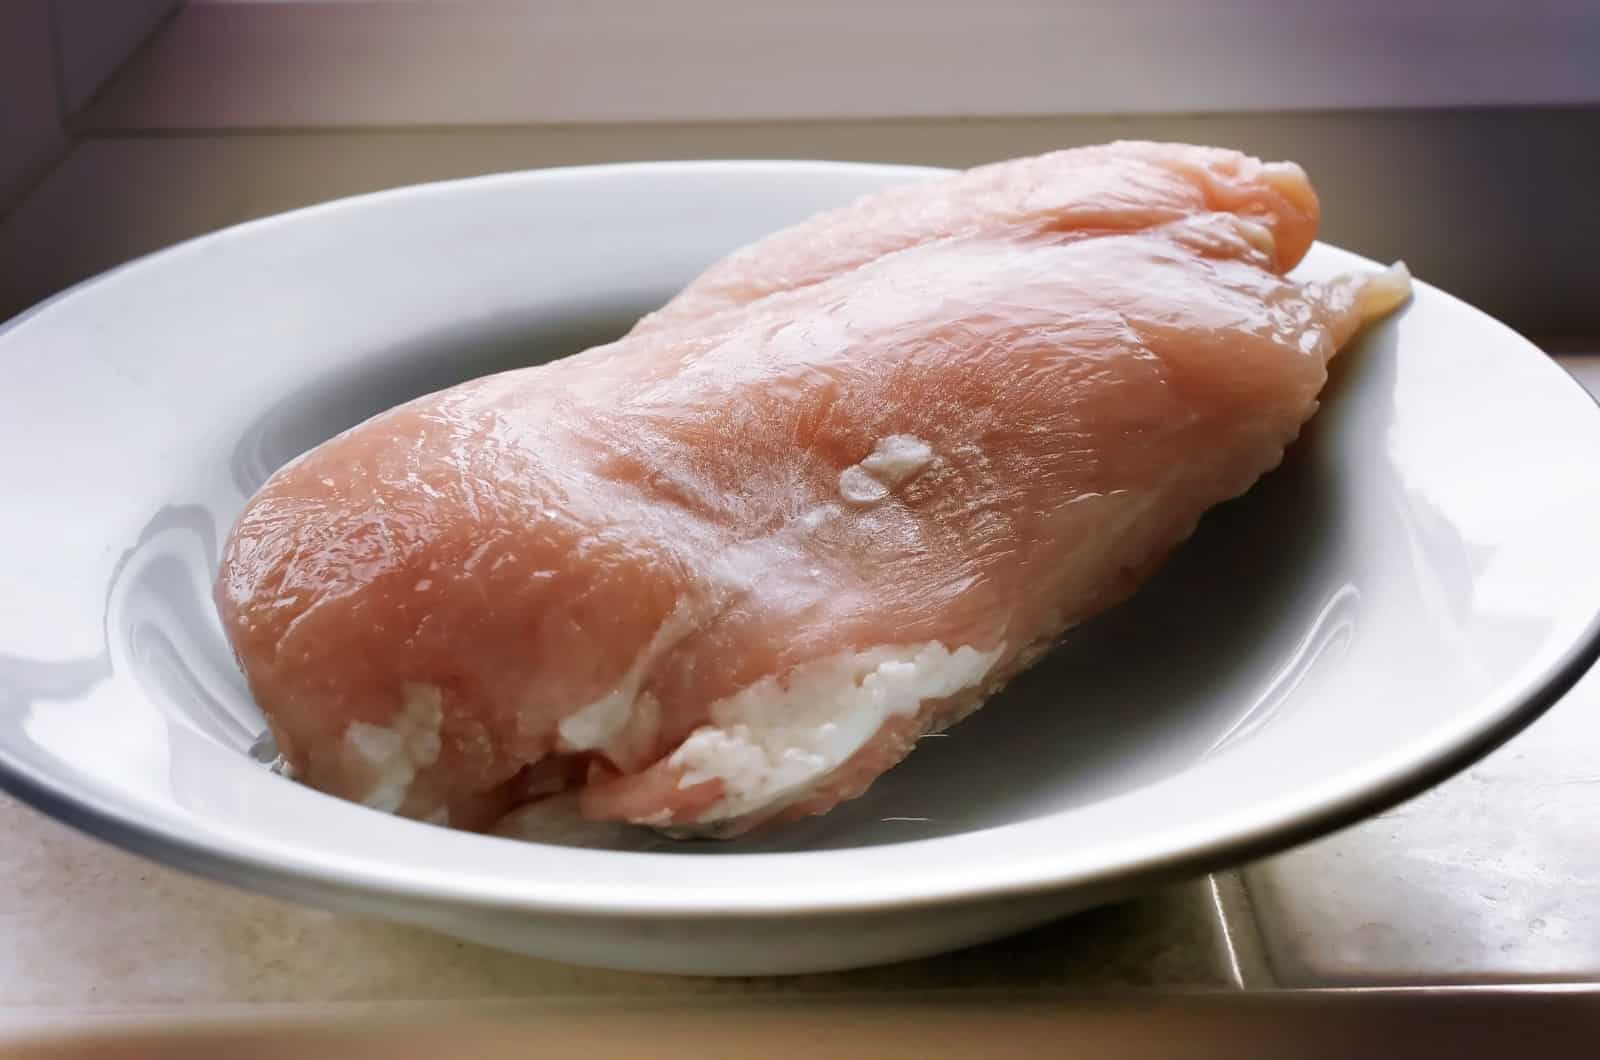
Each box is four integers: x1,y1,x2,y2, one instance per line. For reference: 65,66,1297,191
0,790,1256,1023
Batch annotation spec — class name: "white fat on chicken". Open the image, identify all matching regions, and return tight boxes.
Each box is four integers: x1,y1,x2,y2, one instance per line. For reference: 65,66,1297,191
668,640,1003,825
344,682,443,813
838,434,935,505
557,598,697,755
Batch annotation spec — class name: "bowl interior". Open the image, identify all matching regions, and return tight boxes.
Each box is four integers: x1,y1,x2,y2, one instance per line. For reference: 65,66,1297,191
118,295,1360,856
4,161,1600,909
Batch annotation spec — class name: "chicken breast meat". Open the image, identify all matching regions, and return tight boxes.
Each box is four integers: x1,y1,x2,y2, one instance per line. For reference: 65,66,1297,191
216,141,1411,837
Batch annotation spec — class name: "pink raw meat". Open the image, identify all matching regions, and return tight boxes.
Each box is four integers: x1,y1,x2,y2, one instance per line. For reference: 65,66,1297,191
216,142,1409,836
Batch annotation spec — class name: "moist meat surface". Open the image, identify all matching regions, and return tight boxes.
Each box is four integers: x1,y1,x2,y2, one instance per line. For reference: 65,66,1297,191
215,141,1411,836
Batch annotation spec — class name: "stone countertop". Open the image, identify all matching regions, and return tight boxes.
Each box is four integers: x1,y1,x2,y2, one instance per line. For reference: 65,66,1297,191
0,790,1253,1025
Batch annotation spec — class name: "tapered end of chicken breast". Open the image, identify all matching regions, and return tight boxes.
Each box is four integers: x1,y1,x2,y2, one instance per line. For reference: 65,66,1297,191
1360,260,1414,320
1317,260,1414,354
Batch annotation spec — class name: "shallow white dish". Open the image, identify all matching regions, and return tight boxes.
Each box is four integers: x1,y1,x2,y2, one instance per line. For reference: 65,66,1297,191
3,161,1600,976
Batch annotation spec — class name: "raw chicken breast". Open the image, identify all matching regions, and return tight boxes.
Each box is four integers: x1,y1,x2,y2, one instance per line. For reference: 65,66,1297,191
216,142,1410,837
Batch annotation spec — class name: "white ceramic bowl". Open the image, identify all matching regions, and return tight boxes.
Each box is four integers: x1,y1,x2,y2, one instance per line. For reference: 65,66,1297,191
4,162,1600,976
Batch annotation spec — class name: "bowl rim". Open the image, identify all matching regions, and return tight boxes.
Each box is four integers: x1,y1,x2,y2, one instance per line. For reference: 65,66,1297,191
3,158,1600,921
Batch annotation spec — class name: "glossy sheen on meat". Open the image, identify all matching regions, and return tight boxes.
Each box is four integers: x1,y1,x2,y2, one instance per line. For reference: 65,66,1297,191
215,142,1410,836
